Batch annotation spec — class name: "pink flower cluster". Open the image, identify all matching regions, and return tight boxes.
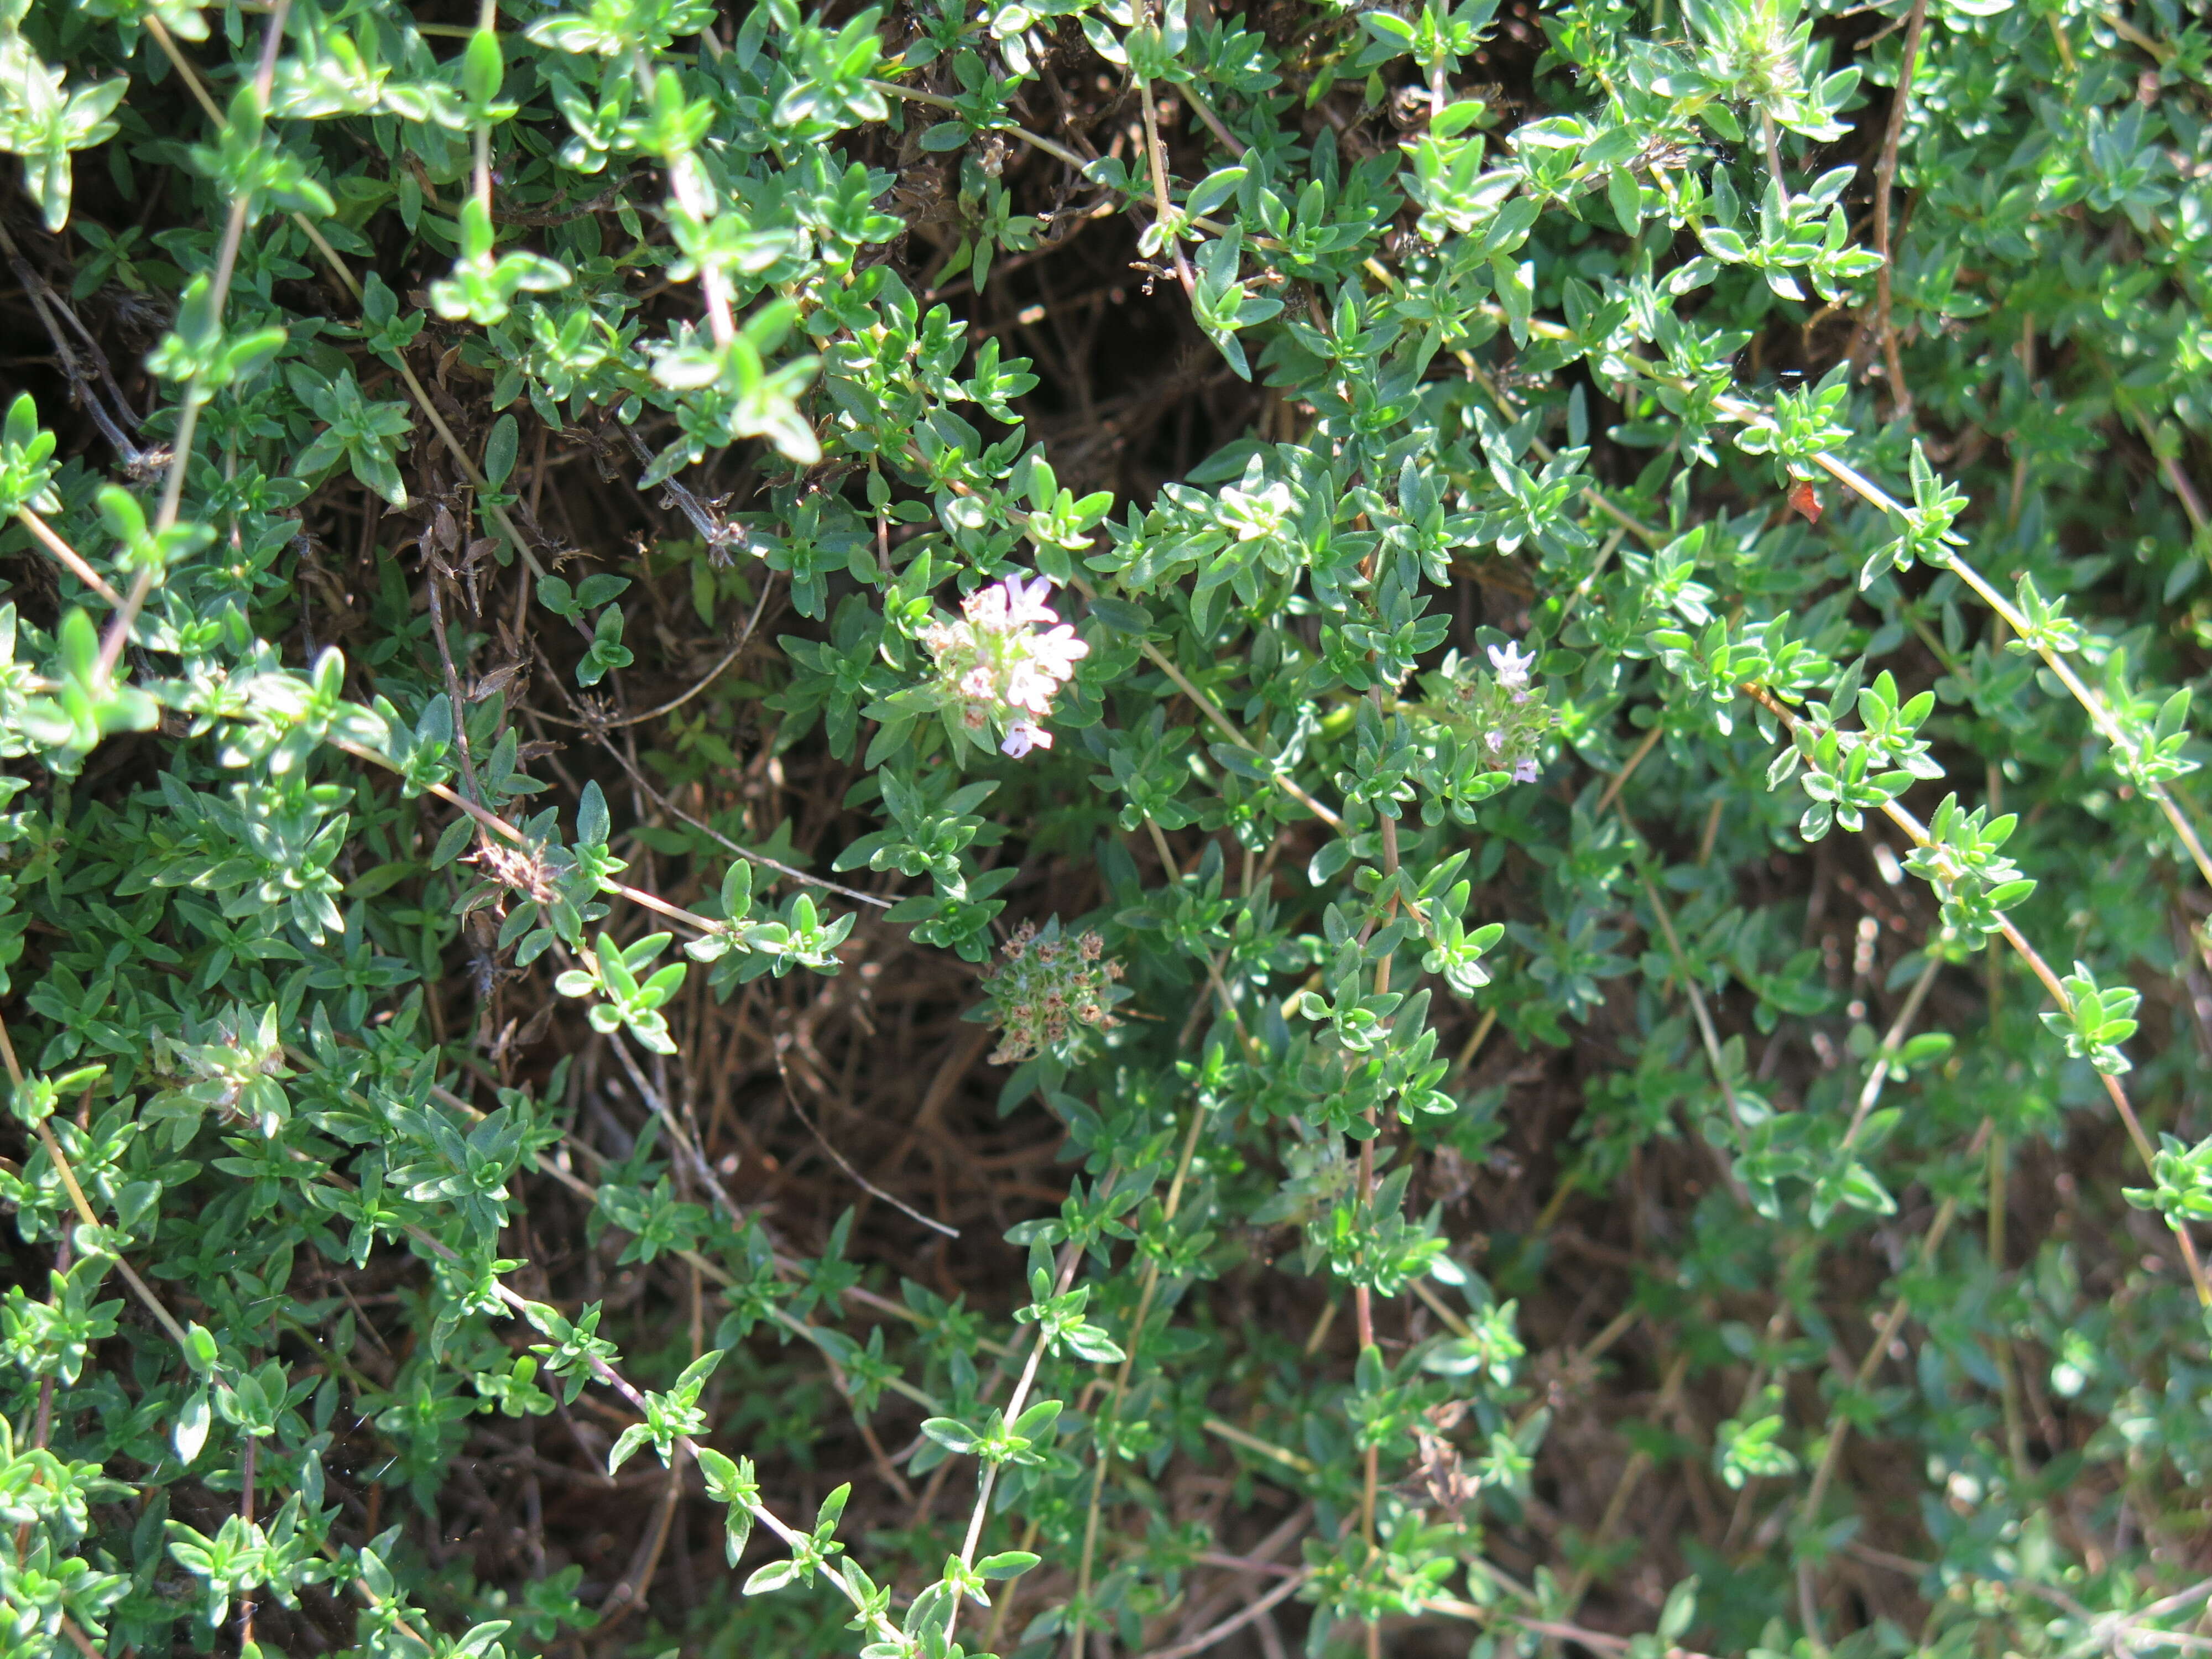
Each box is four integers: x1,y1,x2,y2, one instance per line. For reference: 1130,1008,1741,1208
921,574,1089,758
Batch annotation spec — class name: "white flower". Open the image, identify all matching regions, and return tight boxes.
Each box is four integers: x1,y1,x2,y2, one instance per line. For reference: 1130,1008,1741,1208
1002,719,1052,758
1005,660,1059,714
1028,623,1089,680
1003,573,1060,627
1488,640,1538,691
1485,729,1505,754
963,582,1011,630
967,573,1060,631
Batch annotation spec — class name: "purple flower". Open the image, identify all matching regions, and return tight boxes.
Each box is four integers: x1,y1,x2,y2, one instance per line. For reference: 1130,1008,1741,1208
1001,719,1052,759
1513,757,1540,784
1488,640,1538,691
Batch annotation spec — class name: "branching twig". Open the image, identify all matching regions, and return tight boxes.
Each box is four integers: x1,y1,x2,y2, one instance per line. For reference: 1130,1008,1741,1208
1800,448,2212,895
1740,683,2212,1307
517,632,896,908
0,229,149,469
529,576,770,731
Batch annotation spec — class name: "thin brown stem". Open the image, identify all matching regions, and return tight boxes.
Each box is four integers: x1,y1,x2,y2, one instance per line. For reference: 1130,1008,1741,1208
98,0,292,679
1595,719,1664,816
0,1012,197,1357
1798,1120,1993,1530
1143,1568,1316,1659
426,572,489,812
1070,1088,1218,1659
237,1434,258,1648
1838,952,1941,1152
1135,73,1197,299
1870,0,1929,421
17,508,124,606
1182,83,1246,158
865,80,1093,174
1558,1351,1692,1615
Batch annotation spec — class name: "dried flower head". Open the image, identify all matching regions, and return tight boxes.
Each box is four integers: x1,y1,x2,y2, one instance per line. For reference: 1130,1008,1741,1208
980,917,1128,1065
472,838,557,905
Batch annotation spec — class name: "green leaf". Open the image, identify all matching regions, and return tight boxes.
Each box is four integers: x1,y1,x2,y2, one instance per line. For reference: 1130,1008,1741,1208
484,414,520,488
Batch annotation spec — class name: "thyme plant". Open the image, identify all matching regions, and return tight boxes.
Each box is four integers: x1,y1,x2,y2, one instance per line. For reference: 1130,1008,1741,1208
1,0,2211,1654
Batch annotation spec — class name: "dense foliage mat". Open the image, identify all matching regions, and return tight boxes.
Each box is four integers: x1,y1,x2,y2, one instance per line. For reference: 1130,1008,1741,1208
3,0,2212,1653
